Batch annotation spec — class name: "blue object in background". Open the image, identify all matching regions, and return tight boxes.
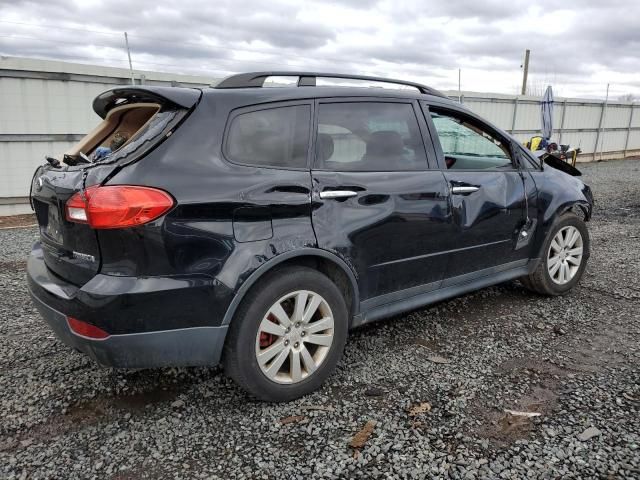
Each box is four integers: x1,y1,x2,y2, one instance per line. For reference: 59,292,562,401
94,146,112,160
541,86,554,142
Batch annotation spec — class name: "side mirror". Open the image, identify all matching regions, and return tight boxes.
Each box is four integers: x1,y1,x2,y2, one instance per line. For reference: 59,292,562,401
542,154,582,176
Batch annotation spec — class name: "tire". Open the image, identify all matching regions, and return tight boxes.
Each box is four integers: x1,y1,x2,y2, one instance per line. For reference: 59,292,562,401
521,212,590,295
222,266,348,402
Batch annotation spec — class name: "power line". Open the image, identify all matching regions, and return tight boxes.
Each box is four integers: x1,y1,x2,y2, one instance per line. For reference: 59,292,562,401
0,19,445,86
0,32,363,74
0,34,355,74
0,38,226,76
0,19,365,68
0,20,122,37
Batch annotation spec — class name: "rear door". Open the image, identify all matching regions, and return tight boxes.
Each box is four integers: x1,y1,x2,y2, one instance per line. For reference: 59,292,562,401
310,98,452,304
422,103,535,281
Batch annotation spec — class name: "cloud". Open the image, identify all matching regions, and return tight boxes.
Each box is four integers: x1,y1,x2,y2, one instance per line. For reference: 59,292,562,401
0,0,639,98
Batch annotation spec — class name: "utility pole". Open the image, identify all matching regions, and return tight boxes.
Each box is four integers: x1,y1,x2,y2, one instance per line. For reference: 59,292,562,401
521,49,530,96
599,83,610,161
458,68,461,103
124,32,135,85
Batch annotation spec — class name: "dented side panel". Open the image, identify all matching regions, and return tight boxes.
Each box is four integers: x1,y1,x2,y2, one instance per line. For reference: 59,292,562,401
528,167,593,261
441,170,536,277
310,170,452,301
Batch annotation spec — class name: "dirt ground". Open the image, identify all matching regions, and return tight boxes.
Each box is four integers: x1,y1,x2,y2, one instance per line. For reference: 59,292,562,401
0,214,36,229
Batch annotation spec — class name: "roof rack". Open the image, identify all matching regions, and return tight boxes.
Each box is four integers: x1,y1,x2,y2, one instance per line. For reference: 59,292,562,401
214,71,446,97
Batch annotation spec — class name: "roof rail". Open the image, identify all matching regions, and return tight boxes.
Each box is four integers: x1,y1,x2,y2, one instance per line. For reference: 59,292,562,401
214,71,446,97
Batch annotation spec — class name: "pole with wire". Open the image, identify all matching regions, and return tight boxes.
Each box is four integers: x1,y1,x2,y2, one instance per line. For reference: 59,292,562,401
599,83,610,161
521,49,530,96
124,32,135,85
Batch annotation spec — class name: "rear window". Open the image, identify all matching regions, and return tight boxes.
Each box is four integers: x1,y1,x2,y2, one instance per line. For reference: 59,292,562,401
60,104,185,169
225,105,311,168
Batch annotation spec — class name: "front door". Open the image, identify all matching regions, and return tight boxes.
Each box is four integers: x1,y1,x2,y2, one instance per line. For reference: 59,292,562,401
310,99,452,304
424,104,535,281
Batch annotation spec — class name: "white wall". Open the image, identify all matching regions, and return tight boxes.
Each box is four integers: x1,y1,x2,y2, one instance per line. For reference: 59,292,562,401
453,93,639,160
1,57,639,215
0,56,215,215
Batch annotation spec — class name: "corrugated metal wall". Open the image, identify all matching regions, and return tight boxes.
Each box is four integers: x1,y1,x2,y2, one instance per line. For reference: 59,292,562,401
1,57,639,215
0,78,116,208
455,94,640,161
0,57,213,214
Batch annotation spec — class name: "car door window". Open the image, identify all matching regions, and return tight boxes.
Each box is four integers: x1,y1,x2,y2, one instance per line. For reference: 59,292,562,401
430,111,513,170
315,102,427,171
225,104,310,168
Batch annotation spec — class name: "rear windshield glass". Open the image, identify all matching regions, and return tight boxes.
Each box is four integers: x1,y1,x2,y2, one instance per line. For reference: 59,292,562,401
225,105,311,168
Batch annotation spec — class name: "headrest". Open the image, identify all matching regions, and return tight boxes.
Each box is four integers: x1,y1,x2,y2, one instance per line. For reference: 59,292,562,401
251,130,282,162
365,130,404,157
317,133,334,162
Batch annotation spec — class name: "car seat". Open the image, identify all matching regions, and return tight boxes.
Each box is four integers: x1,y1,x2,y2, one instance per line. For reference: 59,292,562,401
316,133,335,164
361,131,405,169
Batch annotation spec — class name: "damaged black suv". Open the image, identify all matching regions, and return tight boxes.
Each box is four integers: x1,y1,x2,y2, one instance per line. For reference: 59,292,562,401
27,72,593,401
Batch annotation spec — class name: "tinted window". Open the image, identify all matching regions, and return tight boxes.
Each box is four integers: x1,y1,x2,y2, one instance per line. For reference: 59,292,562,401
430,111,513,170
226,105,310,168
315,102,427,171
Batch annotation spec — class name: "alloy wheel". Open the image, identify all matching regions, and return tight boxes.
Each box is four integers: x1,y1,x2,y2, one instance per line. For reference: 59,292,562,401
255,290,334,384
547,226,584,285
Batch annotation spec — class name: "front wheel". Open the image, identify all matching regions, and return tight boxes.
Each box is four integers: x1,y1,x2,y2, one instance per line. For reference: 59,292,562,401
521,212,590,295
223,266,348,402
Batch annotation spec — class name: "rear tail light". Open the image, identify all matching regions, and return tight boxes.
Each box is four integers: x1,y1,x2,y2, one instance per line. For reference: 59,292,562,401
67,316,110,339
65,185,174,229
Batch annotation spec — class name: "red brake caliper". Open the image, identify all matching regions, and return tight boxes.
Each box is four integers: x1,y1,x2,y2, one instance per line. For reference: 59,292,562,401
259,332,276,348
259,315,278,348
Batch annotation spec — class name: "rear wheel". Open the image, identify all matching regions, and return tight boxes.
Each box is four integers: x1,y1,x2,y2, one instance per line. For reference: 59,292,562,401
521,212,589,295
223,266,348,402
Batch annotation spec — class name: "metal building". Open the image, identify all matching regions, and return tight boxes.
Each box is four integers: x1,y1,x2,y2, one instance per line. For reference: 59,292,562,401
1,56,639,215
0,56,214,215
458,92,640,160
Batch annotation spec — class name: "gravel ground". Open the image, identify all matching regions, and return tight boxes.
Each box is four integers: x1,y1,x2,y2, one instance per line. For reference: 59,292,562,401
1,159,639,480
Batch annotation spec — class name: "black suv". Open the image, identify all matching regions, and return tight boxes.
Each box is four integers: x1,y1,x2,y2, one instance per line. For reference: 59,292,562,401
27,72,593,401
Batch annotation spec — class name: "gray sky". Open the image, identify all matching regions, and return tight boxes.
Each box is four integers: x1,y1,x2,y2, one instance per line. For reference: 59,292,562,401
1,0,639,98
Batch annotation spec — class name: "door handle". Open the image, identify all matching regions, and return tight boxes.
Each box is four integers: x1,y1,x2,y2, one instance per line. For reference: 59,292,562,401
451,186,480,194
319,190,359,199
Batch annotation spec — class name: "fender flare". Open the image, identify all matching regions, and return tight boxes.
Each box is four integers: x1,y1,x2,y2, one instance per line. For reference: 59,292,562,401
531,200,591,269
221,248,360,326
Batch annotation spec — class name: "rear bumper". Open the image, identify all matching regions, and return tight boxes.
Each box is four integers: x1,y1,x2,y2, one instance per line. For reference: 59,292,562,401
27,243,228,368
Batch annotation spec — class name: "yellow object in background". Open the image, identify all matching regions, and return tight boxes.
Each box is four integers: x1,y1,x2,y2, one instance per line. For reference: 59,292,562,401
528,136,543,151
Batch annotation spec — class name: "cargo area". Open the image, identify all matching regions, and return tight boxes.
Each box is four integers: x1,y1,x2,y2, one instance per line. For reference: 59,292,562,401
25,86,201,284
63,103,160,160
